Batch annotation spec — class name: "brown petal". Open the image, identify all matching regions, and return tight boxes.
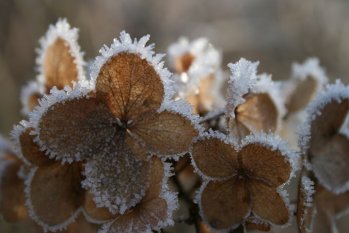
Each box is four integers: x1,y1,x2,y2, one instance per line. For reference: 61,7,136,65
130,111,198,156
297,174,316,233
38,97,116,161
83,192,114,222
96,53,164,121
105,158,168,233
245,216,271,232
27,162,84,227
249,180,289,225
311,134,349,192
229,93,278,139
316,185,349,217
43,38,79,90
191,137,238,178
312,208,334,233
286,76,318,114
27,92,42,112
240,143,291,187
64,215,100,233
201,179,250,230
0,156,27,222
310,99,349,153
19,128,52,166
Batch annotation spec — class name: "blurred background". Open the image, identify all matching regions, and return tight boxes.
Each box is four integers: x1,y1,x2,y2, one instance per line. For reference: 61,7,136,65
1,0,349,231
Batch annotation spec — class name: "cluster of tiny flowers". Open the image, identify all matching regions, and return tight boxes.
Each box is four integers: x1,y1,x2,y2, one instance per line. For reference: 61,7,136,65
0,18,348,233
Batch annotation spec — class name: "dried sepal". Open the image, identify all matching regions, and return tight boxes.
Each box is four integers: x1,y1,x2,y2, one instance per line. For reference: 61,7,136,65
36,18,85,90
299,81,349,193
229,93,278,139
25,163,84,232
297,174,316,233
286,58,328,115
100,158,177,233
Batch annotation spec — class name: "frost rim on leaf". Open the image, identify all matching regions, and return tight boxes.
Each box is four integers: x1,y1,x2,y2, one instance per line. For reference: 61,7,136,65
90,31,175,108
36,18,86,86
10,120,32,166
24,167,83,232
20,81,44,115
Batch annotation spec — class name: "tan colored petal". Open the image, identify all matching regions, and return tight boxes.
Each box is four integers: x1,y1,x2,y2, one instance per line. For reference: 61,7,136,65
39,97,116,161
310,99,349,153
19,128,52,166
312,208,334,233
245,216,271,232
44,38,79,90
28,162,84,226
286,76,318,114
83,192,114,222
201,179,250,230
240,143,291,187
191,138,238,178
249,180,289,225
230,93,278,139
187,75,215,115
130,111,198,156
311,134,349,192
105,158,168,233
316,186,349,217
96,53,164,121
175,52,195,73
0,156,27,222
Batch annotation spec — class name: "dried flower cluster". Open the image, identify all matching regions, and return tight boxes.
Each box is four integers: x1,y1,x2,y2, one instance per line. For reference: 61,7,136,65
0,19,349,233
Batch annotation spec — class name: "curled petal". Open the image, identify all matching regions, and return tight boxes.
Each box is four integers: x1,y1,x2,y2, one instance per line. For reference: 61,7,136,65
249,180,289,225
229,93,277,139
26,162,84,231
240,143,291,187
191,137,238,179
96,53,164,121
131,111,198,157
38,97,116,162
200,179,250,230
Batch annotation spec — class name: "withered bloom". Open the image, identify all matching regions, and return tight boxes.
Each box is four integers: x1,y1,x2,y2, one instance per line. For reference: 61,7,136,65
226,58,285,140
167,37,226,115
26,32,198,232
21,19,85,115
191,131,296,231
297,82,349,233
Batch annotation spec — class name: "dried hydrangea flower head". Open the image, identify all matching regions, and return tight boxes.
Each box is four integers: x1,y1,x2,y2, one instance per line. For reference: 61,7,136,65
190,131,297,231
168,37,226,115
284,58,328,116
11,122,86,232
83,157,177,233
0,135,27,222
21,18,85,115
28,32,198,231
226,58,285,140
299,81,349,193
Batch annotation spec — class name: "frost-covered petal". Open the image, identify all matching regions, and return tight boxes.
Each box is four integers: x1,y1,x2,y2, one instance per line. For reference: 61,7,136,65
249,180,289,225
191,137,238,179
20,81,43,115
245,216,271,232
240,143,291,187
25,162,84,231
95,52,164,122
82,141,151,215
200,179,250,230
36,97,116,162
296,175,316,233
19,128,52,166
130,111,198,157
229,93,278,139
311,134,349,193
309,99,349,154
100,157,171,233
36,18,85,89
0,155,27,222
